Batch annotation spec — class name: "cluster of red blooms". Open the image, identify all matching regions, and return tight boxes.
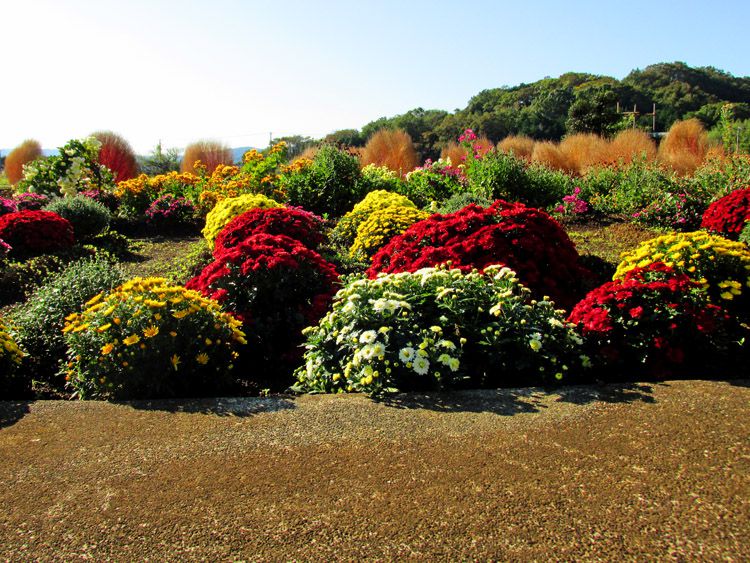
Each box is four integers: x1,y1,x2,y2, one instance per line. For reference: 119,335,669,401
0,210,75,258
368,201,588,310
187,224,339,387
568,262,738,374
214,206,325,256
701,186,750,240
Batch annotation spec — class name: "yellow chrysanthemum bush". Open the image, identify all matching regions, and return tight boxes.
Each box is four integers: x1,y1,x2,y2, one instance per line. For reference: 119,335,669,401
614,231,750,322
350,205,430,258
115,171,199,215
1,317,25,398
294,265,586,396
62,277,247,399
202,193,282,248
331,190,417,248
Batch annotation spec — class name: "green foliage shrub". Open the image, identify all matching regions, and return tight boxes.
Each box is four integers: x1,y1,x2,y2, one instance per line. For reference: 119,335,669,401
435,192,492,214
280,145,365,217
44,195,111,240
0,317,25,398
11,257,125,392
360,164,405,193
402,159,466,207
740,222,750,245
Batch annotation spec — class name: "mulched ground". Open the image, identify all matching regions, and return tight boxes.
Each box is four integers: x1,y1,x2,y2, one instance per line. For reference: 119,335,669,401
1,379,748,560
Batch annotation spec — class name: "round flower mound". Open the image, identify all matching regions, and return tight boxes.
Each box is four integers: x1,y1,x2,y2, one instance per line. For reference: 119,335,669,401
214,206,325,256
350,205,430,258
368,201,588,310
1,316,25,398
146,194,197,232
614,231,750,322
294,265,586,396
187,233,340,387
202,193,282,248
701,187,750,240
569,263,743,377
332,190,417,248
0,210,75,257
63,277,247,400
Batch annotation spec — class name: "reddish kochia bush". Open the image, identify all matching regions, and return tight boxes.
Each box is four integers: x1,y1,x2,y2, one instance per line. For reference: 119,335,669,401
701,187,750,240
214,206,325,256
0,210,75,257
92,131,139,183
368,201,588,310
568,263,743,377
187,233,339,387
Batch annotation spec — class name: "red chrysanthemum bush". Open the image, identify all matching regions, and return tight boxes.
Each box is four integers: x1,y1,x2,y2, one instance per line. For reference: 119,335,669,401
568,263,744,377
187,233,339,388
0,210,75,258
368,201,588,310
213,206,325,256
92,131,139,183
701,187,750,240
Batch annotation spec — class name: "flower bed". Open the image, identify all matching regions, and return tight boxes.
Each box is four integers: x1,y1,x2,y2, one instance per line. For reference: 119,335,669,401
368,201,589,310
0,210,75,257
701,186,750,239
294,265,585,395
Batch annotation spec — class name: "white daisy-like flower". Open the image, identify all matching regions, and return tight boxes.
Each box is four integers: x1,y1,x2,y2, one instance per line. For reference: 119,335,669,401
398,347,416,363
412,356,430,375
359,330,377,344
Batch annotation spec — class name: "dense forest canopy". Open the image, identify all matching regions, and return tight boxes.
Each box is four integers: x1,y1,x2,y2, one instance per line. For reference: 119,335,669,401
335,62,750,161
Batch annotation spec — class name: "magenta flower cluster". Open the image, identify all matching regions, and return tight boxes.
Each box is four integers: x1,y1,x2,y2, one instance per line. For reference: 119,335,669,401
555,187,590,216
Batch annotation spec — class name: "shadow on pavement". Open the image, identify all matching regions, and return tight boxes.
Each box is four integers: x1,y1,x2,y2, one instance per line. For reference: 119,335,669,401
377,382,657,415
0,401,31,429
126,396,297,417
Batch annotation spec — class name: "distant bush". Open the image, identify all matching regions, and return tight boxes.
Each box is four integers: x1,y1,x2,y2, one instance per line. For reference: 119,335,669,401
497,135,535,161
92,131,139,183
63,277,247,399
359,164,405,193
435,191,492,214
0,210,75,258
11,257,125,392
202,193,282,248
181,140,234,174
4,139,42,185
280,145,365,217
559,133,608,174
44,195,111,240
360,128,420,176
440,142,468,165
403,159,466,206
658,119,710,175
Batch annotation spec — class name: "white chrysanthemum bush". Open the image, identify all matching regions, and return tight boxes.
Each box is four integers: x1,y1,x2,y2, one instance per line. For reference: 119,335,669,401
294,265,587,395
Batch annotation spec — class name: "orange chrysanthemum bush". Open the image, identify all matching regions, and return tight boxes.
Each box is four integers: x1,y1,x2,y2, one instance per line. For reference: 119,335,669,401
62,277,247,400
187,234,339,388
701,187,750,240
368,201,589,310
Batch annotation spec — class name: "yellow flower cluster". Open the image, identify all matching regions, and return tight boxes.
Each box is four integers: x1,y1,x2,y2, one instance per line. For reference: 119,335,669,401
62,277,247,399
333,190,417,247
615,230,750,304
281,158,313,175
115,172,200,213
0,317,24,370
202,193,283,248
350,205,429,258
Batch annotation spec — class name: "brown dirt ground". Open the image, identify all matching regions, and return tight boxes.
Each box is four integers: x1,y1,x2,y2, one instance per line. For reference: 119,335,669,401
1,379,749,561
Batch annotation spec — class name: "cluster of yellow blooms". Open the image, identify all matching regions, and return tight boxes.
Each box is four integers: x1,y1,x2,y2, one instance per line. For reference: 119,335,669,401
115,172,199,212
350,205,429,258
62,277,246,399
615,231,750,303
281,158,313,175
332,190,417,248
202,193,283,248
0,317,24,371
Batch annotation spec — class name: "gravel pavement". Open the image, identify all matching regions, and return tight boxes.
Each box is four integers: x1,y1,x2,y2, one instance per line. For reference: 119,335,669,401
1,379,748,560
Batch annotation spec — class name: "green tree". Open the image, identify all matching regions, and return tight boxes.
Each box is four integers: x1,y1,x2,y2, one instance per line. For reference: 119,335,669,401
566,86,620,135
138,142,180,176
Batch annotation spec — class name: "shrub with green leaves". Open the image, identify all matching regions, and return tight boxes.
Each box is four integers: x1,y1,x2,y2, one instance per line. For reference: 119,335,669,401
360,164,405,193
1,317,25,398
294,265,585,395
44,195,111,240
402,159,466,206
740,222,750,245
436,192,492,214
10,257,125,392
280,145,366,217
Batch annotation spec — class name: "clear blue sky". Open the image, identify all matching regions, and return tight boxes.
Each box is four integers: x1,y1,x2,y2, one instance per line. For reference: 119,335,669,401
3,0,749,153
